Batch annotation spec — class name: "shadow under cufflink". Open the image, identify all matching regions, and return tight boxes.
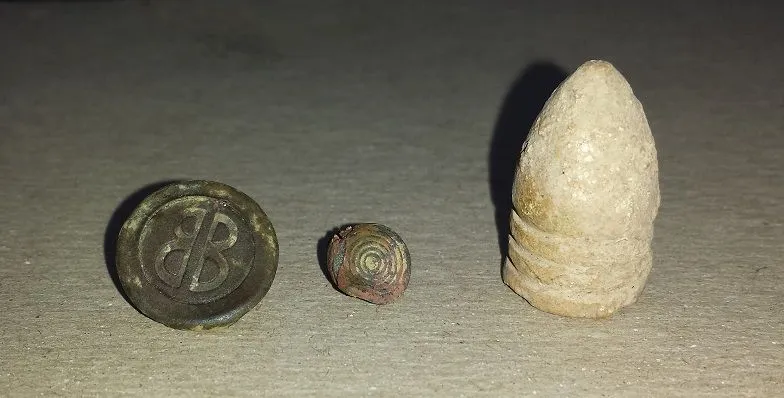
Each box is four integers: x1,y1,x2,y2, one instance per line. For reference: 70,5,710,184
103,179,182,308
316,223,356,293
488,61,568,274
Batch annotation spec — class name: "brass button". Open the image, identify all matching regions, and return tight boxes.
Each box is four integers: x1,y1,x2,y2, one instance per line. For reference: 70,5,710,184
116,180,278,330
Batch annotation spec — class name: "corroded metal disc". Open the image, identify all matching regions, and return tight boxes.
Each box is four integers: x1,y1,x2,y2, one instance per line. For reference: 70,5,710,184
116,180,278,330
327,223,411,305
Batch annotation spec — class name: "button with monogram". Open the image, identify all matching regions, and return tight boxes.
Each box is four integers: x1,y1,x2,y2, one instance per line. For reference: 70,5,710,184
116,180,279,330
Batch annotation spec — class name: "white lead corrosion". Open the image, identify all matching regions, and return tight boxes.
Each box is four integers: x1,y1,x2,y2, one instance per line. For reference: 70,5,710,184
502,60,661,318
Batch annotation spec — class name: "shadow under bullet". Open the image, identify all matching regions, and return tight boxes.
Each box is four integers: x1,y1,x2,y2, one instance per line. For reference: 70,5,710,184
488,61,568,271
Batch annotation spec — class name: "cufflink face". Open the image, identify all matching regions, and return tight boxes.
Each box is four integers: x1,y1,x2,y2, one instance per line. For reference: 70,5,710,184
328,223,411,305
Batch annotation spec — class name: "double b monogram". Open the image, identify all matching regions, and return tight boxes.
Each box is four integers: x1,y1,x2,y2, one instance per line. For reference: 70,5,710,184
154,207,239,292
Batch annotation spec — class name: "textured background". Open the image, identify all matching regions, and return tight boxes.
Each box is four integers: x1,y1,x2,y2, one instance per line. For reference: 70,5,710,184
1,1,782,396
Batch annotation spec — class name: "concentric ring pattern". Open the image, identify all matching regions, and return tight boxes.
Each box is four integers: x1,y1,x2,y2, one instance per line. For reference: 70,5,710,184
327,223,410,305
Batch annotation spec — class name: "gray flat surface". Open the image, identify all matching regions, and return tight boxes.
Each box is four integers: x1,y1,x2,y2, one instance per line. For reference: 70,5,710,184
1,1,782,396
